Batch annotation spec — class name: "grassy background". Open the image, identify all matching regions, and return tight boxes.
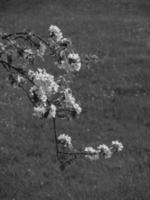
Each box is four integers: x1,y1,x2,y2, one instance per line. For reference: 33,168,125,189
0,0,150,199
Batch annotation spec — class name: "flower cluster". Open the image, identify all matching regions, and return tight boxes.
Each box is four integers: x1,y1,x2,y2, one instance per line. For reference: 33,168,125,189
27,68,81,119
48,25,81,73
97,144,112,159
0,25,82,119
48,104,57,118
57,134,73,149
68,53,81,71
111,140,124,152
58,53,81,72
84,147,99,160
24,26,82,119
48,25,63,42
63,88,82,115
0,25,124,168
84,141,124,161
37,41,47,59
28,68,59,118
57,133,123,161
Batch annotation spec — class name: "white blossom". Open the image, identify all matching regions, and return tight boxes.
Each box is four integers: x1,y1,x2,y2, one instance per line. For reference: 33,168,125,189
29,85,47,105
68,53,81,72
28,69,59,105
57,53,81,73
29,85,37,95
73,103,82,115
38,87,47,104
37,41,47,59
111,141,124,152
57,134,73,149
84,146,99,161
97,144,112,159
32,69,59,93
48,104,57,118
34,68,54,82
64,88,82,115
33,104,47,118
48,25,63,42
60,38,72,46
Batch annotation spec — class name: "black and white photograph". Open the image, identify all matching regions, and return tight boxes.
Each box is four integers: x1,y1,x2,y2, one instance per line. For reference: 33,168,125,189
0,0,149,199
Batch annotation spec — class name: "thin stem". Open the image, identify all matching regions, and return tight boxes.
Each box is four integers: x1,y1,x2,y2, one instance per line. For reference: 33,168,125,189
2,32,49,47
19,85,34,106
58,151,98,155
52,118,59,160
0,60,34,85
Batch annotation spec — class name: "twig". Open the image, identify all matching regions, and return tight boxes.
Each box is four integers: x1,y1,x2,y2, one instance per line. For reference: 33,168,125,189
52,118,59,160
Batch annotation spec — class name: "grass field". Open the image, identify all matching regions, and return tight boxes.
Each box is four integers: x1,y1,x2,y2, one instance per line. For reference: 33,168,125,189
0,0,150,199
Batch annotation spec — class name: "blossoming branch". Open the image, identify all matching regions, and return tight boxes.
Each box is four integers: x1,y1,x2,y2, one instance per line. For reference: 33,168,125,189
0,25,123,169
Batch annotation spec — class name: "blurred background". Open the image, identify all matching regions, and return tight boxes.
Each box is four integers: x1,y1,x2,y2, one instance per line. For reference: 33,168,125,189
0,0,150,199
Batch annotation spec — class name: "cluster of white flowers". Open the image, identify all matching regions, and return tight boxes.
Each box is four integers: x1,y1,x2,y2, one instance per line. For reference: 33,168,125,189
97,144,112,159
37,41,47,59
68,53,81,71
84,147,99,160
48,25,81,73
48,25,63,42
64,88,82,114
60,38,72,46
48,104,57,118
84,141,124,161
58,53,81,72
27,67,82,118
57,132,123,161
57,134,73,149
28,68,56,83
24,26,82,119
0,25,124,166
29,68,59,99
33,103,57,119
28,68,59,118
111,140,124,152
33,104,47,118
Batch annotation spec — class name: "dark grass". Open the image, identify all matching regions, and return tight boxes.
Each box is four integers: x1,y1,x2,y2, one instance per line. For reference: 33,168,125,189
0,0,150,199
